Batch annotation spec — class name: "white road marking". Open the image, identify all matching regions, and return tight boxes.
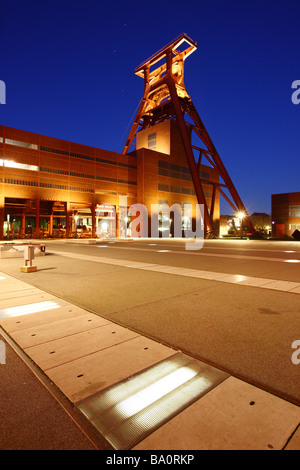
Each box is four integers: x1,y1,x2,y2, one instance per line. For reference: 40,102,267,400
48,250,300,295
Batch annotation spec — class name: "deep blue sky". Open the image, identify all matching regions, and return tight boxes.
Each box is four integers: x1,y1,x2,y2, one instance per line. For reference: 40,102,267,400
1,0,300,215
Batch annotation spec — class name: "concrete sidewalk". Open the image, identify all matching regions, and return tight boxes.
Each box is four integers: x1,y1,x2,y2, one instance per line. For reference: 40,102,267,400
0,270,299,450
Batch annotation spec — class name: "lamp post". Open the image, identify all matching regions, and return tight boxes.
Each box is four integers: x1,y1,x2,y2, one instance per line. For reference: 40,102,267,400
75,214,78,239
7,214,10,239
237,212,245,239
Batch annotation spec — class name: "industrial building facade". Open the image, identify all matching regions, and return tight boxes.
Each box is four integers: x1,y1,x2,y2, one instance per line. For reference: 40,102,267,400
0,122,219,239
272,192,300,238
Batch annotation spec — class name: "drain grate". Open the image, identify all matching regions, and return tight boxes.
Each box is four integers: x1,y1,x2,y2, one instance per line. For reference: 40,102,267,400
76,352,228,450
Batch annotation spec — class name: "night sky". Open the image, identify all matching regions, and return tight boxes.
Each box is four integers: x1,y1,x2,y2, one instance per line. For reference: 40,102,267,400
1,0,300,215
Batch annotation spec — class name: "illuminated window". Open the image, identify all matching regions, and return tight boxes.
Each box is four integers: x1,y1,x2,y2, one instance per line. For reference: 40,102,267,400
148,133,156,150
5,138,38,150
289,206,300,217
0,159,38,171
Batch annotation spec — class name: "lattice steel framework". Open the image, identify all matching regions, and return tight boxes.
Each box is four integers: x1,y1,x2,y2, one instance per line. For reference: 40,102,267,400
122,33,256,237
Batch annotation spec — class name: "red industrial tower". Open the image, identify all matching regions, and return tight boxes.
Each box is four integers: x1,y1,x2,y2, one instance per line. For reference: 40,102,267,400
122,33,256,237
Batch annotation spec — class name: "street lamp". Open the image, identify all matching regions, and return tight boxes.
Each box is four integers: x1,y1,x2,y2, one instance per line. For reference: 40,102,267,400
237,211,245,239
7,214,10,239
75,214,78,239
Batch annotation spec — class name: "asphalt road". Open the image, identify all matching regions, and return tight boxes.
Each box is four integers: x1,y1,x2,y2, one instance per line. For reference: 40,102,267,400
1,237,300,405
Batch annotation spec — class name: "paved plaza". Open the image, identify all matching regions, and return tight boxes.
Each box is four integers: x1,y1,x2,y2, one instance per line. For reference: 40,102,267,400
0,238,299,450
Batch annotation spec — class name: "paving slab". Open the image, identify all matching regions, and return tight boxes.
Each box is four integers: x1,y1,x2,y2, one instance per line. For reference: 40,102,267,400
214,274,249,283
141,265,187,274
46,336,177,403
0,299,70,321
0,287,43,301
181,269,230,279
285,426,300,450
260,280,300,292
289,286,300,294
0,280,36,293
7,311,111,348
238,277,280,287
0,304,91,333
134,377,300,450
25,323,140,370
0,292,57,308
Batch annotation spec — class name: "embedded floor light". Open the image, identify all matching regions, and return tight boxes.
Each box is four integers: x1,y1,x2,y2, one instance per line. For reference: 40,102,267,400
77,352,228,450
0,301,61,319
116,366,198,417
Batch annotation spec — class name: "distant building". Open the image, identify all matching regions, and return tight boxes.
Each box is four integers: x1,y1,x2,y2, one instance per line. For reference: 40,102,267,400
250,212,271,235
272,192,300,238
220,212,271,237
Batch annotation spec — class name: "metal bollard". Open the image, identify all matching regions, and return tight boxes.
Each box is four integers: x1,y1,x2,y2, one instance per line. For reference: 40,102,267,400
20,245,37,272
24,245,34,266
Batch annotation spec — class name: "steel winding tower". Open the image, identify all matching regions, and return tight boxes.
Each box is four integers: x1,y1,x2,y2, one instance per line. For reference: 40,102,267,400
122,33,256,237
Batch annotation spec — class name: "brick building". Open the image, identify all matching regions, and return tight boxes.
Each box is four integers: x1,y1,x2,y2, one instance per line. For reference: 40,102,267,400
272,192,300,238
